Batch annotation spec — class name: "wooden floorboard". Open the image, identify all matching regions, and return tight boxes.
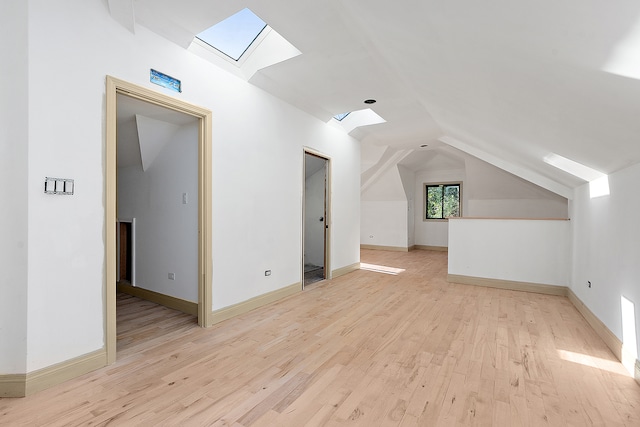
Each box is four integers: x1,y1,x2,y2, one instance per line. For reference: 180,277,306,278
2,249,640,426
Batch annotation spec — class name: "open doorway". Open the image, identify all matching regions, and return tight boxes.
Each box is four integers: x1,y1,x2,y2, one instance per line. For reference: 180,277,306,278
303,150,331,288
115,92,199,317
105,76,213,364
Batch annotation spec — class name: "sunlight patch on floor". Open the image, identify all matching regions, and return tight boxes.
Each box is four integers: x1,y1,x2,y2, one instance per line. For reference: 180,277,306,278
360,263,405,275
557,349,630,377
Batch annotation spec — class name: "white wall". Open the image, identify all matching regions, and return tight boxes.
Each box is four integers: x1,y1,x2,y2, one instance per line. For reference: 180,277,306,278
118,124,198,302
361,163,410,248
448,218,571,286
361,201,408,248
304,166,325,267
0,0,28,374
572,164,640,364
467,199,568,218
398,165,415,247
464,157,568,218
14,0,360,373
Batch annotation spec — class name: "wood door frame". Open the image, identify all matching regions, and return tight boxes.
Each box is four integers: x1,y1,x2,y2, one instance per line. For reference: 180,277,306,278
302,149,332,288
105,76,213,364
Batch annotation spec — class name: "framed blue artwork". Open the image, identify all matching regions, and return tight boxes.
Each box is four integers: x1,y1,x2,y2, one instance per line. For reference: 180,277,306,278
150,69,182,93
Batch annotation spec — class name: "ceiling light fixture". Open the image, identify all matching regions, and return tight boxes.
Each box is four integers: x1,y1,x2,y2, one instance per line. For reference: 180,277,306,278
364,99,376,104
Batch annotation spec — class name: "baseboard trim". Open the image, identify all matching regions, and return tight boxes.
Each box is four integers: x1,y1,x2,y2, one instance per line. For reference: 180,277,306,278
567,288,640,385
360,244,410,252
1,348,107,398
209,282,301,326
414,245,448,252
0,374,26,398
332,262,360,279
566,288,622,360
117,282,198,316
447,274,567,296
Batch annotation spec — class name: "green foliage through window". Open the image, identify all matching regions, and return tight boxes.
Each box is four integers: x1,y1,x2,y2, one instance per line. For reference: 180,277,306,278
425,183,460,219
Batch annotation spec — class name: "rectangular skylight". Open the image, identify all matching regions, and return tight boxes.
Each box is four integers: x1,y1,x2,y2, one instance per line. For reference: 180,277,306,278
196,8,267,61
543,153,604,182
333,112,351,121
543,153,609,198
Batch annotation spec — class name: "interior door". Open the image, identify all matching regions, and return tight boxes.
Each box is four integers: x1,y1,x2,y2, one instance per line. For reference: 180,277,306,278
303,152,329,287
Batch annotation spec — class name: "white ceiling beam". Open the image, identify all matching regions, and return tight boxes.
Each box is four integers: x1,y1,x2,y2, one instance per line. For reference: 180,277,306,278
439,135,574,200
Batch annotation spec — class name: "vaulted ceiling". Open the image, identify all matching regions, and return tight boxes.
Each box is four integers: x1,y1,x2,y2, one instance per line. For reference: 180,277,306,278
112,0,640,198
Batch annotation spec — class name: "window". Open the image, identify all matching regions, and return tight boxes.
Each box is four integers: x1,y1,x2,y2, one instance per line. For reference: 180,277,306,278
196,8,267,61
424,183,461,220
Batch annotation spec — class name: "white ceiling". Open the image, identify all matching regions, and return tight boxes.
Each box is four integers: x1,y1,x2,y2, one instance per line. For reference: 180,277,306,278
118,0,640,194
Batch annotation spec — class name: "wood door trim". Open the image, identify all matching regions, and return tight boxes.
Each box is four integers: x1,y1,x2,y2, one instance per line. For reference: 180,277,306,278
105,76,213,363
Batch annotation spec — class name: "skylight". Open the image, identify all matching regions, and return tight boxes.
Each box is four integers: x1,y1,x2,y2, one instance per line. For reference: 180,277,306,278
329,108,386,133
543,153,609,198
196,8,267,61
333,112,351,121
543,153,604,182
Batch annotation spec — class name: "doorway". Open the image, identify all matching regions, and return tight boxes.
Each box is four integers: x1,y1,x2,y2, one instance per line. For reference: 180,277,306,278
105,76,213,364
303,150,331,288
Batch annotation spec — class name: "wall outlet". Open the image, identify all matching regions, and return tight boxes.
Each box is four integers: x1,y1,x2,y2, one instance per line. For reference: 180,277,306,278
369,235,374,238
588,280,591,288
182,193,188,204
168,273,175,280
265,270,271,276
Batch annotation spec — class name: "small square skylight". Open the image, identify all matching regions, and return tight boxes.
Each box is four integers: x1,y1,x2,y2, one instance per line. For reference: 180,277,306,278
333,112,351,121
196,8,267,61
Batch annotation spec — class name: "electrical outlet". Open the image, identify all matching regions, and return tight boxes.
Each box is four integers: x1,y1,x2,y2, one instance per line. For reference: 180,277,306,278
168,273,175,280
265,270,271,276
369,235,374,238
587,280,591,288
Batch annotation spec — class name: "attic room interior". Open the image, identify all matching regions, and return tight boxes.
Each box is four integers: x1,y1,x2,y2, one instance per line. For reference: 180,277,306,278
2,0,640,425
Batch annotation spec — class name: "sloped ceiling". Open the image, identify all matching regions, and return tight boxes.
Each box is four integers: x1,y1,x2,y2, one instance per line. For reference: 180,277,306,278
121,0,640,195
116,94,197,169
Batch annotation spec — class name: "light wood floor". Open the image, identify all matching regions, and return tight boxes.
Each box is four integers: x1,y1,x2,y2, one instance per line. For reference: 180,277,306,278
2,250,640,426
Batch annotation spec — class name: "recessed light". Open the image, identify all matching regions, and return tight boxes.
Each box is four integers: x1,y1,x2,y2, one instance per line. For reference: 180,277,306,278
364,99,376,104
